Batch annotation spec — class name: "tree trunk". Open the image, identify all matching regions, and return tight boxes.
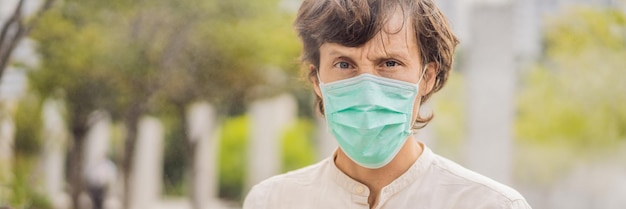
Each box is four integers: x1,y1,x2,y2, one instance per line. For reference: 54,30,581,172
0,0,26,82
122,104,143,209
0,0,54,83
67,116,89,209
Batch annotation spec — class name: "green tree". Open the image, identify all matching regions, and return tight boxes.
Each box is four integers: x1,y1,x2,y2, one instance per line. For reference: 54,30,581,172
29,3,118,208
281,119,315,173
7,95,53,209
128,0,298,207
30,0,300,208
516,8,626,183
218,116,248,201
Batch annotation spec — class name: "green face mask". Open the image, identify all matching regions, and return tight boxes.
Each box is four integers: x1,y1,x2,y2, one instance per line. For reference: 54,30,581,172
319,71,423,169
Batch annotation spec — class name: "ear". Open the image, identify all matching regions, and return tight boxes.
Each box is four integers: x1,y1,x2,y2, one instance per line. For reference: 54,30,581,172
421,62,438,97
310,64,323,98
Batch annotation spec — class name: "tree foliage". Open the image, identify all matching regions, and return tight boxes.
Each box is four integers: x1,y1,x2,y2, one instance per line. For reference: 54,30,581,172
517,8,626,151
218,115,248,201
281,118,315,173
30,5,115,118
13,95,42,157
28,0,300,208
30,0,300,126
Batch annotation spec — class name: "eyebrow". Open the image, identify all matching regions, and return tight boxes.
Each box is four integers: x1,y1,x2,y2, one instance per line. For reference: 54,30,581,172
367,47,414,66
324,43,416,66
326,48,352,57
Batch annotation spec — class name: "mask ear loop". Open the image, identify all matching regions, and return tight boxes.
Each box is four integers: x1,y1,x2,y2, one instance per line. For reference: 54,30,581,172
410,65,428,135
416,65,427,87
316,68,324,85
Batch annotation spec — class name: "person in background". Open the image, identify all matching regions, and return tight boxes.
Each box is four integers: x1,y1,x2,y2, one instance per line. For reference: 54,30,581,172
245,0,531,208
85,158,117,209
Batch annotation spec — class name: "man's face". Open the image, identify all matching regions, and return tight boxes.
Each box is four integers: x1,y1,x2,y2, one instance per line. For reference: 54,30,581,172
313,11,436,126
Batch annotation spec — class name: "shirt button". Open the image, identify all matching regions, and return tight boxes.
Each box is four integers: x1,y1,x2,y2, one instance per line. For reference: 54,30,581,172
355,186,365,194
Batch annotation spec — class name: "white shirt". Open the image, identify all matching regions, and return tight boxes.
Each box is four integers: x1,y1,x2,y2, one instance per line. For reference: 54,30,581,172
244,145,531,209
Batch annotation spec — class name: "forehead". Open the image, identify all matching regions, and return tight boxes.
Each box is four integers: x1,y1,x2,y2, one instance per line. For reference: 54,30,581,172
379,9,416,51
321,11,419,59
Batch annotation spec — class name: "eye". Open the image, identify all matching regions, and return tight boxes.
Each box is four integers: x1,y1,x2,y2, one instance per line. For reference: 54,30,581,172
384,60,400,67
334,61,352,69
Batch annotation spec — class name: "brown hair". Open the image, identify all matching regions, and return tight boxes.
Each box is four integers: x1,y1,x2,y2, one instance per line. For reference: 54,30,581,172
295,0,459,128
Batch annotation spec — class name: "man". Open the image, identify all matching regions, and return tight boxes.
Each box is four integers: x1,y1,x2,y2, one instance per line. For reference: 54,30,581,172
86,158,117,209
244,0,531,208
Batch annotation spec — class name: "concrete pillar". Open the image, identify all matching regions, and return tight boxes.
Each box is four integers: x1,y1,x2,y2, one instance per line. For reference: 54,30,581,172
186,102,219,207
246,94,297,190
84,111,112,175
513,0,541,61
465,3,515,185
39,99,71,209
0,116,15,199
130,117,164,209
416,102,436,148
83,111,118,209
315,117,338,160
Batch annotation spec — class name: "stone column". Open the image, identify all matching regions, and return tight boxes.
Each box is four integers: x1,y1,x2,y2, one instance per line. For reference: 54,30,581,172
186,102,219,207
246,94,297,190
130,117,164,209
0,116,14,205
513,0,541,60
315,117,337,161
84,111,112,174
465,2,515,185
40,99,71,208
83,111,117,209
416,102,436,148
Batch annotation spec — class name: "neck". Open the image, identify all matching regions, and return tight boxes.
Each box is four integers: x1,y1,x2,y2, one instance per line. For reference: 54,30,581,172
335,138,423,208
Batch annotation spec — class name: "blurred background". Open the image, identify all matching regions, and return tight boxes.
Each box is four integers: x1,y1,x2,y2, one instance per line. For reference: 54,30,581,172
0,0,624,208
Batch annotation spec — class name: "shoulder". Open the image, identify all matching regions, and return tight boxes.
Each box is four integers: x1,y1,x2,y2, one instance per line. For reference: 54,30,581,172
243,158,332,209
428,154,532,209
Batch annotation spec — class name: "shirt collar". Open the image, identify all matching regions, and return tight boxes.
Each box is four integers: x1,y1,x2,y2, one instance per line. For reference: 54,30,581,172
329,142,435,205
